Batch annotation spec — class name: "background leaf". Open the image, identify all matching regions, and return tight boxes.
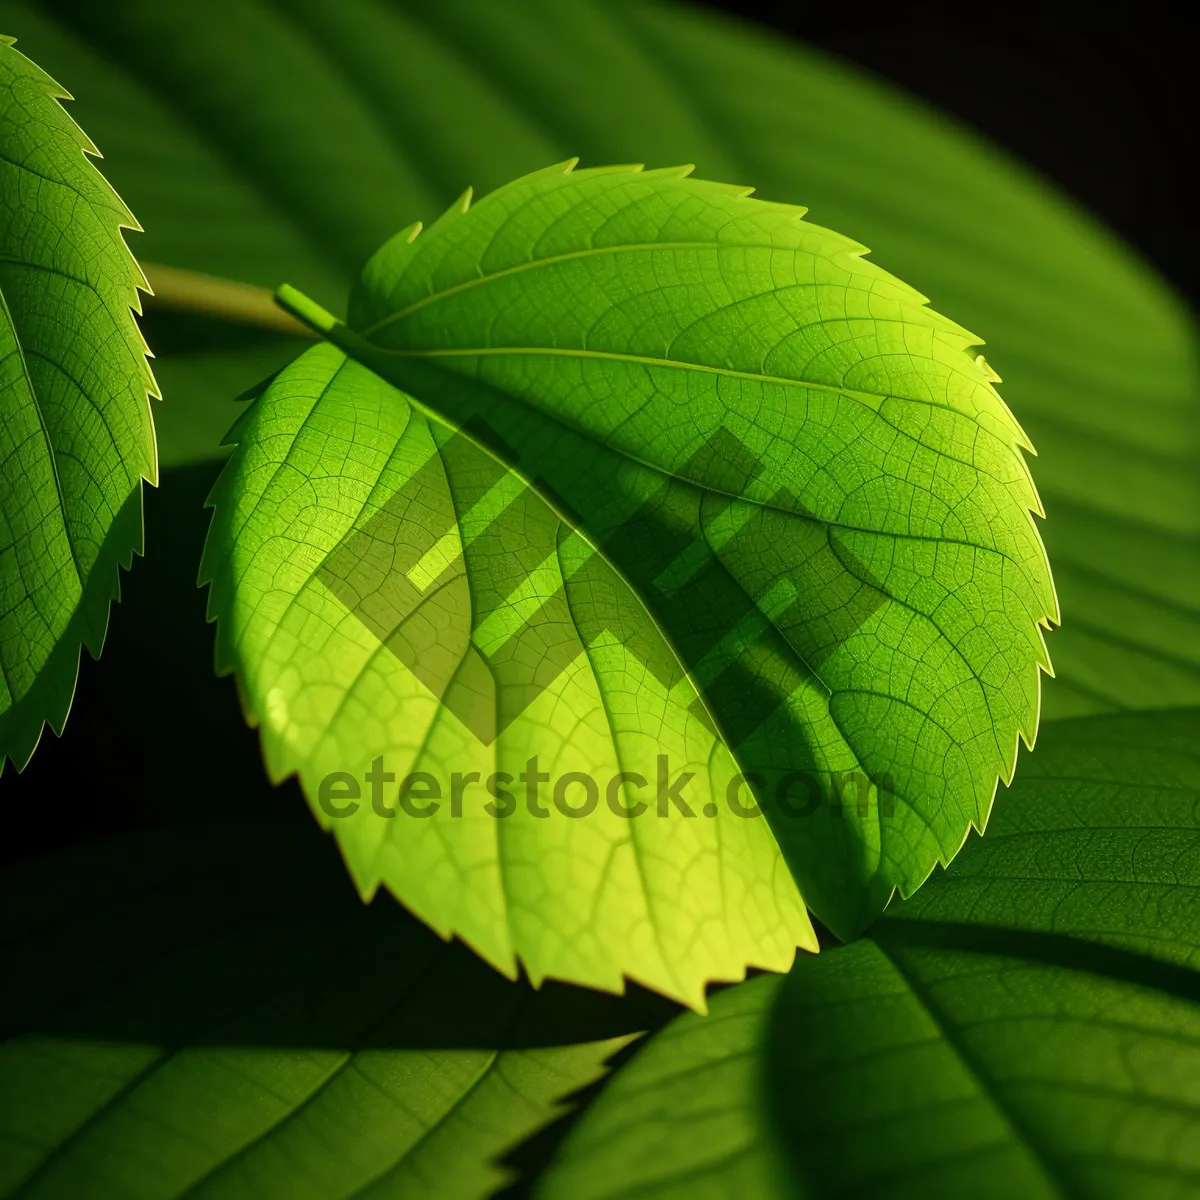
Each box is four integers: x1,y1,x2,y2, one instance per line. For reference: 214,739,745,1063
0,35,155,770
0,0,1185,729
201,340,816,1007
534,708,1200,1198
0,0,1192,727
0,821,670,1199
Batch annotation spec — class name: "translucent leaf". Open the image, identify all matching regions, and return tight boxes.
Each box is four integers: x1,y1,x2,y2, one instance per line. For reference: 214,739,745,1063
233,158,1056,948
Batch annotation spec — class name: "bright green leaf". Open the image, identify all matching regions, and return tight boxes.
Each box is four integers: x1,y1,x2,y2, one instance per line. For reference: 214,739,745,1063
0,35,156,771
535,708,1200,1198
0,821,653,1200
249,159,1056,945
200,340,816,1008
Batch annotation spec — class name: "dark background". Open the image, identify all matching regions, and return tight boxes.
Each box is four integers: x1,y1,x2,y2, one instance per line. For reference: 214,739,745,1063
4,0,1194,863
710,0,1196,311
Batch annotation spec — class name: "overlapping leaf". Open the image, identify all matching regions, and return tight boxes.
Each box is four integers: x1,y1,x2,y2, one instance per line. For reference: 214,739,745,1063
0,35,155,770
536,708,1200,1198
0,822,648,1199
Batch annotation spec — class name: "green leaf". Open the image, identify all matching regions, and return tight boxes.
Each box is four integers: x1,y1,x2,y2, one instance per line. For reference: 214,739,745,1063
219,158,1056,953
200,340,817,1008
534,707,1200,1198
0,821,658,1200
0,35,156,770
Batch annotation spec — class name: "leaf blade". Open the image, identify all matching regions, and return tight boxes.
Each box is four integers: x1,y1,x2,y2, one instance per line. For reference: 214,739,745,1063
338,160,1057,937
0,35,156,770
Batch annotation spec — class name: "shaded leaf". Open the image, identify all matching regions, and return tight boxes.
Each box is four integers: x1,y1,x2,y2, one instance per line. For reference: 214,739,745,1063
0,35,155,770
0,821,663,1199
535,708,1200,1198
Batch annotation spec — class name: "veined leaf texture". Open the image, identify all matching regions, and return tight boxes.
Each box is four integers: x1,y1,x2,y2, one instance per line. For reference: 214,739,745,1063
203,161,1055,1000
0,35,156,771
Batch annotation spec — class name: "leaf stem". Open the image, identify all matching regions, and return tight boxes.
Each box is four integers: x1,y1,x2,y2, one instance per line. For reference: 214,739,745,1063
274,285,386,368
141,263,316,338
274,284,341,339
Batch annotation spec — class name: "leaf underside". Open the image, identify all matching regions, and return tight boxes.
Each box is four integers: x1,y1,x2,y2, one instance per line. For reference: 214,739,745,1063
0,35,156,771
202,341,816,1010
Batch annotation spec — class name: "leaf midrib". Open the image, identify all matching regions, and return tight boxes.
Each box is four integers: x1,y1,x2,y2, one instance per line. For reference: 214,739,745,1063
362,337,1043,506
365,342,971,423
872,939,1071,1198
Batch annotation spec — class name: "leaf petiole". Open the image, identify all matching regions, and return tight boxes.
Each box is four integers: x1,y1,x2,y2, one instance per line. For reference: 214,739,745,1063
274,283,341,339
